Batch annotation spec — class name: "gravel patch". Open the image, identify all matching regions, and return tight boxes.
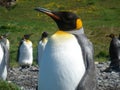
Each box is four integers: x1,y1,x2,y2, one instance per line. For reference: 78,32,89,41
96,62,120,90
8,66,39,90
7,62,120,90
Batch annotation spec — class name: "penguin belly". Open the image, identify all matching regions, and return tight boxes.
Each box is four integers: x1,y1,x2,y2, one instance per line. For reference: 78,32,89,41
0,44,7,80
19,42,33,66
38,39,47,66
39,32,86,90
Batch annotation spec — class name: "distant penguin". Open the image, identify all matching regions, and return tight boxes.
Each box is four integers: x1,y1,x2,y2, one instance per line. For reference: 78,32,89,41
17,34,33,68
35,7,96,90
37,32,48,66
1,33,10,50
107,34,120,70
0,35,9,80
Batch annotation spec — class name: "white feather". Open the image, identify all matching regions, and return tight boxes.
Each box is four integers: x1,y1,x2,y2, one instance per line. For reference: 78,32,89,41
38,39,48,66
18,40,33,66
38,31,85,90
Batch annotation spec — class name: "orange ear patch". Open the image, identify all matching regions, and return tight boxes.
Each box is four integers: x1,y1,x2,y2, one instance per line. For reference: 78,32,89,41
76,19,82,29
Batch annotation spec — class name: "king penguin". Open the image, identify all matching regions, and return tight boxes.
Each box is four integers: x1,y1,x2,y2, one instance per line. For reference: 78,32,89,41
1,33,10,50
17,34,33,68
107,34,120,71
35,7,96,90
0,35,9,80
37,31,48,66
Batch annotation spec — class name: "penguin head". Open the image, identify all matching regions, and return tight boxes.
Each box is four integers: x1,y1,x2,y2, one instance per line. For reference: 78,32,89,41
24,33,33,40
41,31,48,40
35,7,83,31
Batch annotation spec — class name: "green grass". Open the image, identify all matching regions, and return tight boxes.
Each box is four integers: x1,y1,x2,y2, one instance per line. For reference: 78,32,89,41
0,0,120,66
0,80,20,90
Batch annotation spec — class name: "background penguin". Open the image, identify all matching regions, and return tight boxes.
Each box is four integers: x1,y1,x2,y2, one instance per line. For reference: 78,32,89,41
0,35,9,80
1,33,10,50
17,34,33,68
37,31,48,66
35,7,96,90
106,34,120,71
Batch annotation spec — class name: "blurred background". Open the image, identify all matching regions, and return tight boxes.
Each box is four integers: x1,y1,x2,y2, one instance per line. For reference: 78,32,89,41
0,0,119,67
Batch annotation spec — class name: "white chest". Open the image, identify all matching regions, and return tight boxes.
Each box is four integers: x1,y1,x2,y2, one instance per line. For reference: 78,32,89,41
19,41,33,65
38,41,46,65
0,44,7,80
39,32,86,90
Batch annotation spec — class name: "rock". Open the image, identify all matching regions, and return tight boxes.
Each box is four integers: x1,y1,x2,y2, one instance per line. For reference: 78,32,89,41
8,65,38,90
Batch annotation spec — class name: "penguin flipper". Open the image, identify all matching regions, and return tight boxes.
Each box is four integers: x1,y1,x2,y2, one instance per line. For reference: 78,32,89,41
17,39,23,62
74,34,96,90
76,57,96,90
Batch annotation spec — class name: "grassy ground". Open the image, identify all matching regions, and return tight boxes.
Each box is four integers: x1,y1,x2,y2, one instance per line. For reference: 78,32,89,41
0,0,120,67
0,80,20,90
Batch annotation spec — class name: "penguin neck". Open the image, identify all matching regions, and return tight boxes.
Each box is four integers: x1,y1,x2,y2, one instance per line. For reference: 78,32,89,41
42,38,48,43
62,27,84,35
25,39,31,43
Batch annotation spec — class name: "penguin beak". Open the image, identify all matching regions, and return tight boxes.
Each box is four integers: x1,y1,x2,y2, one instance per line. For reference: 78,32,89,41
34,7,60,20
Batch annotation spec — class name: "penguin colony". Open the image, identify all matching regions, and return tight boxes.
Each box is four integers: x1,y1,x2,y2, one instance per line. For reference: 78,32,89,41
35,7,96,90
0,7,119,90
